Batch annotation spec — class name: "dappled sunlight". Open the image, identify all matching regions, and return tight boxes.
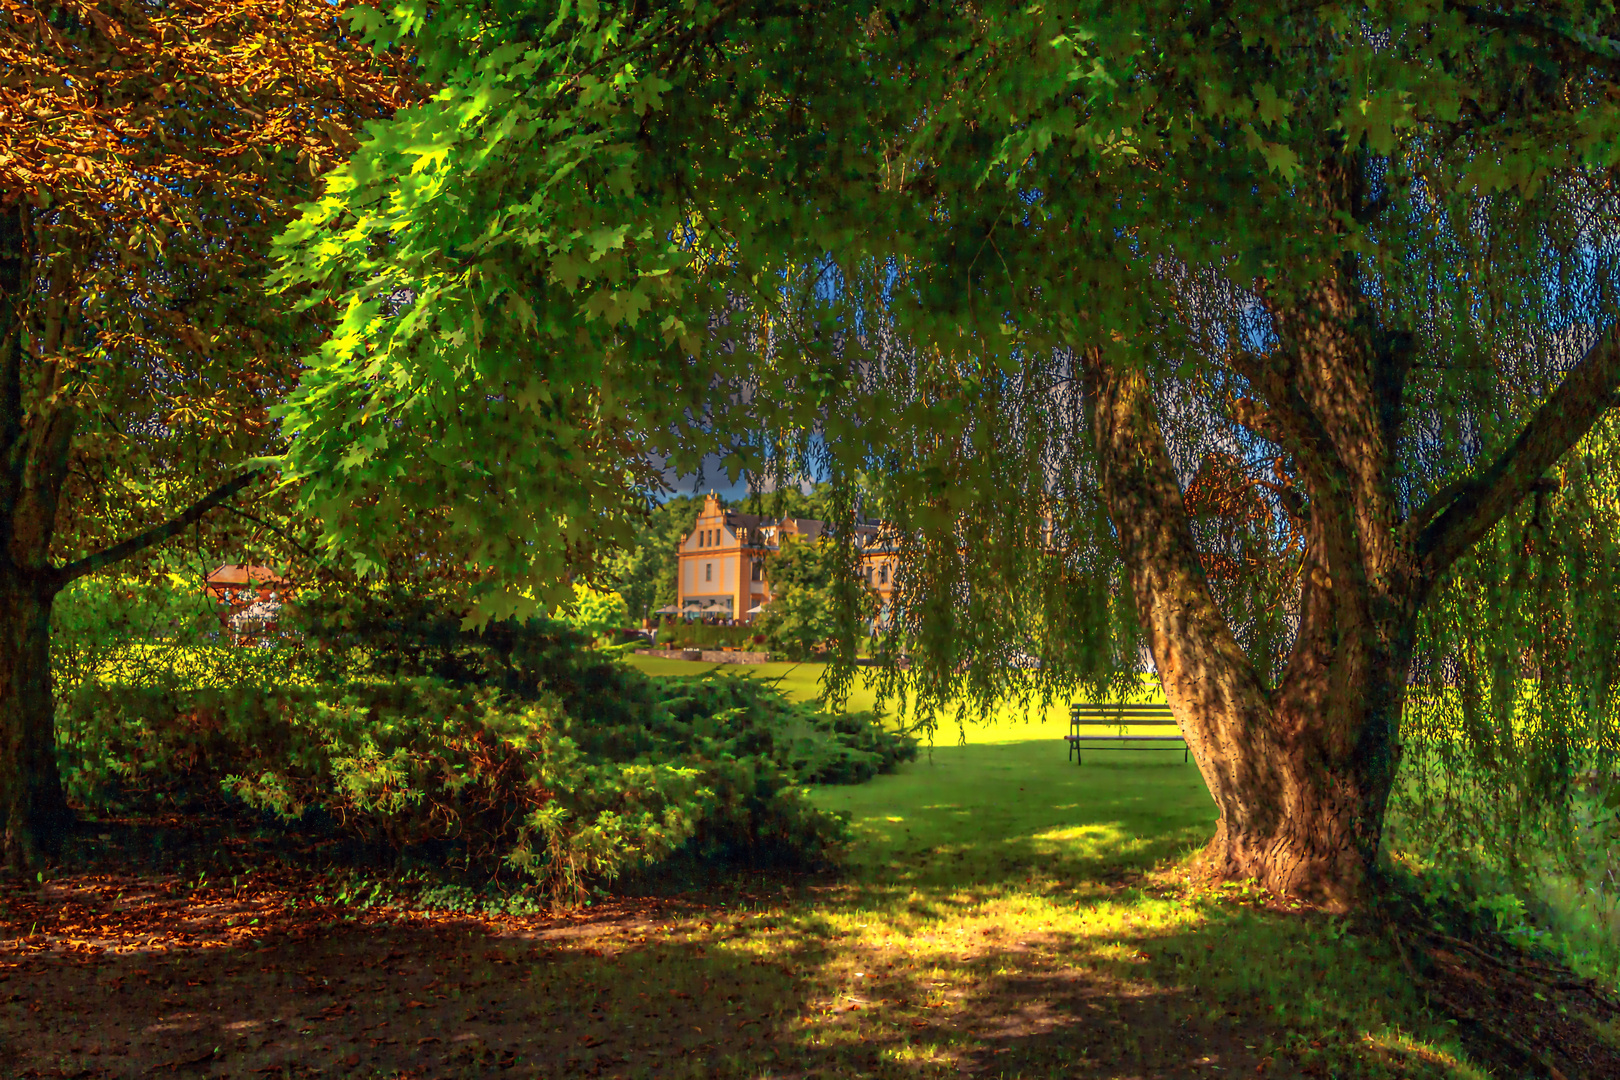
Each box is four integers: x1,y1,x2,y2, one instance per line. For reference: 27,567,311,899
817,738,1216,895
684,875,1484,1079
1363,1029,1494,1080
1026,822,1148,863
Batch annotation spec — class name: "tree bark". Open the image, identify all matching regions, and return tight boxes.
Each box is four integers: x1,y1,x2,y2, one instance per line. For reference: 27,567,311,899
0,569,70,867
1083,347,1410,910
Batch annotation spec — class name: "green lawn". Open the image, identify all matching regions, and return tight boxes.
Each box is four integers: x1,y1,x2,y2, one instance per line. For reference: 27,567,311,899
622,654,1164,744
601,656,1497,1078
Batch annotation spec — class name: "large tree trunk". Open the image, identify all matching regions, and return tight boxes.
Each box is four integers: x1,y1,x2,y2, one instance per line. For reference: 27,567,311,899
1083,348,1412,909
1187,584,1413,908
0,570,71,868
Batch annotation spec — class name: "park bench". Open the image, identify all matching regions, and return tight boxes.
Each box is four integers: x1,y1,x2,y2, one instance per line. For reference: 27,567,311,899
1066,702,1188,764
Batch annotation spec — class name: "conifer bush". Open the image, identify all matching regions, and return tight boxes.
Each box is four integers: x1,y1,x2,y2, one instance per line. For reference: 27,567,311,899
55,603,915,904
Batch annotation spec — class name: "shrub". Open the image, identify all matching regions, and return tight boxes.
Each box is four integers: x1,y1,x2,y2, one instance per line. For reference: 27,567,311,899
654,621,762,651
56,637,917,905
552,583,630,644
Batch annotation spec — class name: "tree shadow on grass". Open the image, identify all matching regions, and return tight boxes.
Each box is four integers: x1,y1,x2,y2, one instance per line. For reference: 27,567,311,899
10,742,1566,1080
720,887,1494,1080
0,873,1494,1080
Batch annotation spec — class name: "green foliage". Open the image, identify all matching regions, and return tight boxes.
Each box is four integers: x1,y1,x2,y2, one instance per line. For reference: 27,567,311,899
1386,758,1620,989
737,481,839,526
269,0,1620,899
601,493,706,622
55,633,915,905
552,582,629,643
50,564,291,695
754,535,852,662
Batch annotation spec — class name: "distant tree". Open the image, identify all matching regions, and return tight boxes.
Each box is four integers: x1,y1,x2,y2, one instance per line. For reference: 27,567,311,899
0,0,409,866
602,494,705,623
553,582,629,644
754,537,837,661
755,535,879,661
742,482,834,525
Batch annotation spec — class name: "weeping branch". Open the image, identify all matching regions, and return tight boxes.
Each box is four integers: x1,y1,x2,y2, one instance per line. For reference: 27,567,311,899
1413,325,1620,589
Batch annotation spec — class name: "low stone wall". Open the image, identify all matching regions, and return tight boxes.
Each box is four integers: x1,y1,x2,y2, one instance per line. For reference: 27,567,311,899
634,649,772,665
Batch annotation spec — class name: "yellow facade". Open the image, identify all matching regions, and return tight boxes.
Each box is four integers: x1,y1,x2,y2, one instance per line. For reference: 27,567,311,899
675,493,902,622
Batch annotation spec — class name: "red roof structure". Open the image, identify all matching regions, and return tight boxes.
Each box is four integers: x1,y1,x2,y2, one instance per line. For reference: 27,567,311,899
204,563,289,601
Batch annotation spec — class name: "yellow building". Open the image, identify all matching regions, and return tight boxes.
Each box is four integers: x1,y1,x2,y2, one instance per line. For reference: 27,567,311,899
675,492,899,621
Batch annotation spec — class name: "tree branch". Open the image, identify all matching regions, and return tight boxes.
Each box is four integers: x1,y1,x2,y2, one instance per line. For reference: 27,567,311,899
222,504,314,560
1227,394,1288,445
1451,3,1620,74
55,469,266,586
1081,347,1268,703
1414,325,1620,585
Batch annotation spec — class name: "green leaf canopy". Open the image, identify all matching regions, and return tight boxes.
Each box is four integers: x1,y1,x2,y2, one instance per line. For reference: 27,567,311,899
274,0,1620,900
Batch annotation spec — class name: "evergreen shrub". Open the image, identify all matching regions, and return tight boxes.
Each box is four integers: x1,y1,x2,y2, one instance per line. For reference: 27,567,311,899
56,606,916,905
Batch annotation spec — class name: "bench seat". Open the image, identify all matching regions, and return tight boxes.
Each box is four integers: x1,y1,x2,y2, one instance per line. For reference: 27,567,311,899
1066,703,1188,764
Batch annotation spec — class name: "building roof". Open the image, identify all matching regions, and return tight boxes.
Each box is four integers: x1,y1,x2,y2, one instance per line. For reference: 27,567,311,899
206,564,288,587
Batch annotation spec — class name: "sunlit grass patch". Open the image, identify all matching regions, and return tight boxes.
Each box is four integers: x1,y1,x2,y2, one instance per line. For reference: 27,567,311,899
1363,1028,1495,1080
620,655,1166,744
655,864,1482,1078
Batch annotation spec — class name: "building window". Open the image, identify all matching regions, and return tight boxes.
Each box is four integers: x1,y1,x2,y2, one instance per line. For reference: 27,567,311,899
751,560,763,582
878,565,888,586
705,563,713,582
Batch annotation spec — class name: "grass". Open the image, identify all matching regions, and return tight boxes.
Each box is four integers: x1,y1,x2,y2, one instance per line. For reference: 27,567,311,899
622,654,1165,743
611,657,1494,1078
633,655,1620,993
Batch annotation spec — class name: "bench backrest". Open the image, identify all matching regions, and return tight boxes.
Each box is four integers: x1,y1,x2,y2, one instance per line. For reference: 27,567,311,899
1069,703,1176,727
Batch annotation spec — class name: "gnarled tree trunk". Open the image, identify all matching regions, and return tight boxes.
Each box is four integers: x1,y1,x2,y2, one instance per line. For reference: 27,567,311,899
1083,341,1419,909
1081,250,1620,908
0,570,70,868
